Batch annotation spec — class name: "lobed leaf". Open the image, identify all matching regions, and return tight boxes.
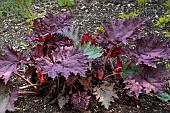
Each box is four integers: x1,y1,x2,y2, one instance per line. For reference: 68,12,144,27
25,12,73,42
93,81,118,109
100,16,146,44
121,63,141,78
0,46,25,84
156,93,170,102
78,42,103,59
125,37,170,68
71,92,91,111
79,76,92,91
57,95,69,109
124,65,170,98
63,26,80,46
0,81,18,113
36,46,91,79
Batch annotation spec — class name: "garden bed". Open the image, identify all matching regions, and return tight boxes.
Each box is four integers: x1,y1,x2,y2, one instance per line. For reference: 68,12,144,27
0,0,170,113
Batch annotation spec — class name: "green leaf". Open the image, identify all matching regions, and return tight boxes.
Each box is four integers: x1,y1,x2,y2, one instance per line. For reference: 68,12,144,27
121,63,141,78
164,0,170,9
97,25,105,33
118,10,140,19
57,0,75,7
155,17,169,27
137,0,147,6
164,31,170,38
156,93,170,102
78,42,103,59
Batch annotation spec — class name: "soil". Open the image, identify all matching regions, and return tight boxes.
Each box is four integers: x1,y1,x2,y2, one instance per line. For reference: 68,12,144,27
0,0,170,113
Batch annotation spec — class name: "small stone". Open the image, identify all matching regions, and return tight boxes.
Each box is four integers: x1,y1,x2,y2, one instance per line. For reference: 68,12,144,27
61,9,67,11
81,6,86,10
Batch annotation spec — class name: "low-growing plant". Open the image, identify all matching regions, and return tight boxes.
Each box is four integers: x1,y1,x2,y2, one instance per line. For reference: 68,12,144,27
0,0,33,19
118,0,146,19
57,0,75,7
0,11,170,113
155,0,170,38
118,10,140,19
155,16,169,27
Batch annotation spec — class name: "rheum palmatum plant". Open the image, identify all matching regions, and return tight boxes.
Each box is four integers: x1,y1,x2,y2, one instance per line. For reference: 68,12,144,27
0,11,170,112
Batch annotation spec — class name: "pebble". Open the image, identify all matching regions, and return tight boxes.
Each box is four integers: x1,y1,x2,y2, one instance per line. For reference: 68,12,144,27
61,9,67,12
81,6,86,10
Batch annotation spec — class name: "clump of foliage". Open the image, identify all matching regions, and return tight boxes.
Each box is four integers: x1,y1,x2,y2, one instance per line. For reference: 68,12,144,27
155,0,170,38
0,0,33,20
118,10,140,19
118,0,147,19
0,11,170,113
155,16,169,27
57,0,75,7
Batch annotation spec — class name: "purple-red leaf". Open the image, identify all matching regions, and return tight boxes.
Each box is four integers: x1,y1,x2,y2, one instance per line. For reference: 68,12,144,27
25,12,73,42
101,16,146,44
71,92,91,111
0,46,24,84
125,37,170,68
124,65,169,98
31,44,44,58
36,46,91,79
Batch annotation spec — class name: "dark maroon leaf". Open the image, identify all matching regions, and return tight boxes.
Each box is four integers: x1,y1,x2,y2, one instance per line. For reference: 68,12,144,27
125,37,170,68
71,92,91,111
25,12,73,42
79,76,92,91
100,16,146,44
31,44,44,58
81,33,98,45
0,46,25,84
124,65,170,98
36,46,91,79
42,34,74,56
66,75,79,86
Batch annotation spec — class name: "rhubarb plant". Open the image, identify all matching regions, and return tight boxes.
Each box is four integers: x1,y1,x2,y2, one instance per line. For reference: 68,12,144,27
0,11,170,112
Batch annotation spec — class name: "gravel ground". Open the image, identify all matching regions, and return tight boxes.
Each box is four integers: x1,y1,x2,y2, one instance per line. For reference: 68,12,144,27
1,0,170,113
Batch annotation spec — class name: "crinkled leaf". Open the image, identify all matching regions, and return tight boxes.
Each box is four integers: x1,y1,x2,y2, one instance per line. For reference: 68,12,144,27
31,44,44,58
101,16,146,44
31,34,74,59
79,76,92,91
124,65,169,98
81,33,98,45
0,81,18,112
37,46,91,79
124,79,143,98
121,63,141,78
66,75,79,86
25,12,73,42
58,95,69,109
93,81,118,109
156,93,170,102
0,46,24,84
78,42,103,59
71,92,91,111
125,37,170,68
42,34,74,56
63,26,80,46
